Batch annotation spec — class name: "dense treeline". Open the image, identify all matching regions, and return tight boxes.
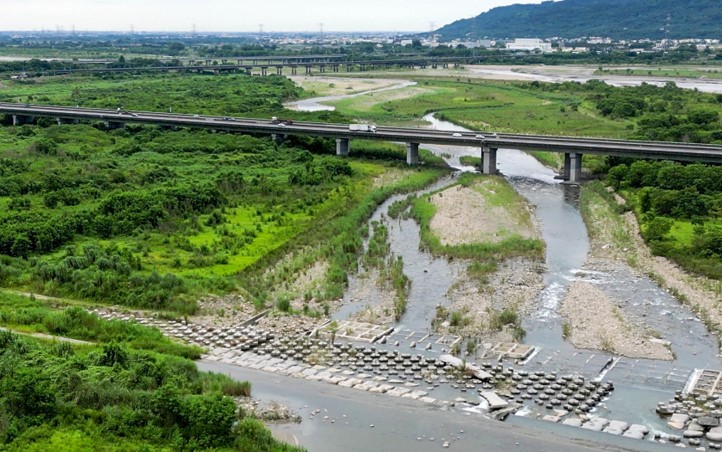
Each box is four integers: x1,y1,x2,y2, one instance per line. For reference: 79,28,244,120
522,80,722,143
0,71,440,315
436,0,722,40
605,160,722,278
0,294,302,451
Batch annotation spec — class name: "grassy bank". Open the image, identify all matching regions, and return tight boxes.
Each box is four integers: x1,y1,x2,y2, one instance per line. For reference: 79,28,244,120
0,292,302,451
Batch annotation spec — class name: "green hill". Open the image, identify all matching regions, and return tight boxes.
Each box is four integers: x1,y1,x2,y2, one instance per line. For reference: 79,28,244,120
436,0,722,40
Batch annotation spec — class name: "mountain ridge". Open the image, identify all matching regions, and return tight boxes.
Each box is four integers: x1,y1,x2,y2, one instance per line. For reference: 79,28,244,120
435,0,722,41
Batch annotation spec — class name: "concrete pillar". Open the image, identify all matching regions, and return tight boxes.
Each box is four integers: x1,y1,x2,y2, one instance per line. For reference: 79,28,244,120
562,153,571,180
336,138,350,157
56,117,79,125
271,133,286,144
276,67,282,75
104,120,125,130
406,142,420,165
261,67,268,76
305,66,312,75
12,114,34,126
481,147,497,175
564,152,583,183
291,66,297,75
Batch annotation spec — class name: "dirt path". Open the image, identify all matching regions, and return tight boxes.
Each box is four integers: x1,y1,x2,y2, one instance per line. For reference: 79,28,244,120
0,325,93,345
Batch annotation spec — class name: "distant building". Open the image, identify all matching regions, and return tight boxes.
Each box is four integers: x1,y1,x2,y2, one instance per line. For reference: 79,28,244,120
560,46,589,53
505,38,553,53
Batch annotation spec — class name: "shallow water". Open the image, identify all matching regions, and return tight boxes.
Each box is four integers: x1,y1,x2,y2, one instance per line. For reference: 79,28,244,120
307,79,720,431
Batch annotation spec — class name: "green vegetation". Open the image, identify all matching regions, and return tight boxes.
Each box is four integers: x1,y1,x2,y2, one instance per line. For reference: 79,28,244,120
0,72,446,316
332,77,722,146
488,308,525,341
436,0,722,40
404,173,544,267
362,220,411,321
0,292,302,451
604,160,722,279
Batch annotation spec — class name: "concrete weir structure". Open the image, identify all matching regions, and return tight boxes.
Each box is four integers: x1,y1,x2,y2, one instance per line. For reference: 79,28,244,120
2,103,722,182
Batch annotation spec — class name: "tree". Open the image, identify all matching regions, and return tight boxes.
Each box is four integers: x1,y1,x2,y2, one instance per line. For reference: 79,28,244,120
644,216,672,242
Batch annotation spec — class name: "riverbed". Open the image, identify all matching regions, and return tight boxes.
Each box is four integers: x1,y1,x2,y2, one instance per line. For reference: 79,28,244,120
280,75,722,435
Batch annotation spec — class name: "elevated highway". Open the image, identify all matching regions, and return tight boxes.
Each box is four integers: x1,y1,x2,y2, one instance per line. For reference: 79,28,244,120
12,56,484,77
1,102,721,182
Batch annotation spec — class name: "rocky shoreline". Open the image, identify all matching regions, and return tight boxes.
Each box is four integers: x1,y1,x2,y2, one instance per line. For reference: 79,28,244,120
572,186,722,353
560,281,673,360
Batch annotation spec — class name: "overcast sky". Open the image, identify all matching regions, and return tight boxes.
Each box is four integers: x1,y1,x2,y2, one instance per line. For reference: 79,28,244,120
1,0,548,33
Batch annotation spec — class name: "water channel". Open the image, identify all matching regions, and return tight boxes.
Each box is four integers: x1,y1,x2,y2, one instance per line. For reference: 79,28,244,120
278,77,722,441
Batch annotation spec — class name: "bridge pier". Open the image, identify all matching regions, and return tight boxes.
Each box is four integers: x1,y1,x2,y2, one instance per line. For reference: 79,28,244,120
406,142,420,165
271,133,286,144
336,138,350,156
261,67,268,76
562,152,583,183
12,114,34,126
104,120,125,130
291,66,297,75
305,66,312,75
276,67,282,75
481,147,498,174
56,117,79,125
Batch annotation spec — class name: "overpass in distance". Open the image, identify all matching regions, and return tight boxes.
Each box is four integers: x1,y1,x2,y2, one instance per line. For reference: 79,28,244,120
2,102,722,183
14,56,484,77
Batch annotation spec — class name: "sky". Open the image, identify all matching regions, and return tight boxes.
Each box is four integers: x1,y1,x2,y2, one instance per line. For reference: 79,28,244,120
1,0,548,33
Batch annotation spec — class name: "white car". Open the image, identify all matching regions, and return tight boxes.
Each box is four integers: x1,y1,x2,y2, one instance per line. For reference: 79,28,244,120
475,134,485,139
452,133,462,137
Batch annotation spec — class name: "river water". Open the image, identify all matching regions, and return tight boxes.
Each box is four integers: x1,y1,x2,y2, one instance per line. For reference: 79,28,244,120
269,77,722,443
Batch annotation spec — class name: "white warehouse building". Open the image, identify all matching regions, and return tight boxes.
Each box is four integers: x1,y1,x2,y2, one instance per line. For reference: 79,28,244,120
505,38,553,53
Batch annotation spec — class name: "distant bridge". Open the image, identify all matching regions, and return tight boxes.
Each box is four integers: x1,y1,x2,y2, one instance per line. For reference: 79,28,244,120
2,103,721,182
12,56,485,77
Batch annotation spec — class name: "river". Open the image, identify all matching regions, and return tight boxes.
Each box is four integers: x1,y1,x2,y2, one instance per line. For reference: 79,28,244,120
218,76,722,449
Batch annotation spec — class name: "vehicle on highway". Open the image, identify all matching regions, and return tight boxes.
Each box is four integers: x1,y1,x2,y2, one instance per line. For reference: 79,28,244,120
475,134,485,139
349,124,377,133
271,116,293,125
193,114,200,118
452,133,462,137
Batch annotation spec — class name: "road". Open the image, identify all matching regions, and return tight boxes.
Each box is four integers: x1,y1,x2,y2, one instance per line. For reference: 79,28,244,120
2,102,722,163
